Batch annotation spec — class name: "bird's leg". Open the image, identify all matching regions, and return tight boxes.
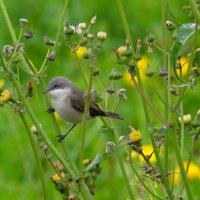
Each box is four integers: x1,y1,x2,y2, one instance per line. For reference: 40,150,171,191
57,124,77,142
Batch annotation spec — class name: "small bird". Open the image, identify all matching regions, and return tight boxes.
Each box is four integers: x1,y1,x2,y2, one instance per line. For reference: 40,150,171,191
43,76,123,142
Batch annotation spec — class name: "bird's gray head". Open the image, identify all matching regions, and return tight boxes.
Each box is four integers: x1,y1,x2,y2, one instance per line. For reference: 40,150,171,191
43,76,73,98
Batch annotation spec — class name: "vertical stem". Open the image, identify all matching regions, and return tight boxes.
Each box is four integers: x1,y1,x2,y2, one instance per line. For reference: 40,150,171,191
161,0,169,175
19,113,48,200
115,0,134,48
171,126,194,200
0,0,17,42
79,67,94,167
53,0,69,51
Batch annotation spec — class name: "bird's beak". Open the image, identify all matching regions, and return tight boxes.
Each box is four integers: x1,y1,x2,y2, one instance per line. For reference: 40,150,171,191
42,89,49,94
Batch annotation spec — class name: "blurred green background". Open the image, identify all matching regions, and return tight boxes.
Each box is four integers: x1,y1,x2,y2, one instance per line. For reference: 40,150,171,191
1,0,200,199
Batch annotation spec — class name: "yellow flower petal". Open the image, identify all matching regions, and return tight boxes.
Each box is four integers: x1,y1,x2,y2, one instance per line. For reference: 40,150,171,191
72,46,88,58
176,56,189,77
169,161,200,185
139,144,156,163
129,130,142,142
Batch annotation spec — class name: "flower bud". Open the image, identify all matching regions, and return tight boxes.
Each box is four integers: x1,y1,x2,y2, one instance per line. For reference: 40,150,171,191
106,142,116,152
44,36,55,46
31,125,38,134
19,18,28,29
118,88,127,99
78,23,86,29
64,25,75,35
23,29,33,39
145,64,155,77
97,31,107,40
166,20,176,31
91,16,97,25
47,51,56,61
117,46,127,56
178,114,192,125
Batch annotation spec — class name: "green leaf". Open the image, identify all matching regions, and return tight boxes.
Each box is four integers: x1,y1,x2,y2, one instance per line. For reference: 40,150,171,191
171,23,198,82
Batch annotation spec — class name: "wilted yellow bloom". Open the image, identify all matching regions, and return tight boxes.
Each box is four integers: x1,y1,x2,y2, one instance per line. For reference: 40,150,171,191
139,144,156,163
176,56,189,77
0,79,5,88
124,57,149,87
129,130,142,142
117,46,127,56
82,159,91,166
54,112,62,121
73,46,88,58
0,89,11,102
170,161,200,185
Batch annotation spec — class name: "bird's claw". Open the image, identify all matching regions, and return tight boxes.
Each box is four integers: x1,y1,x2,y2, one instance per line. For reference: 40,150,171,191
57,134,66,143
47,107,55,113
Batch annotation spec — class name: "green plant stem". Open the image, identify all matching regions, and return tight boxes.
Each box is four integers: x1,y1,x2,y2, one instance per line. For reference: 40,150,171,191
188,0,200,23
19,113,48,200
118,158,136,200
7,69,92,200
53,0,69,51
177,141,194,197
161,0,170,176
0,0,17,42
171,126,194,200
79,67,94,168
180,104,184,156
130,74,164,123
115,0,134,48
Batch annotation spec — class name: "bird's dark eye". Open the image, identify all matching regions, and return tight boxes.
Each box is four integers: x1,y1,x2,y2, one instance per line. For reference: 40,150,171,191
54,84,58,88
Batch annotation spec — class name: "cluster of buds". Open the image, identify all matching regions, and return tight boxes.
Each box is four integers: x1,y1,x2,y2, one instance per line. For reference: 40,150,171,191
63,16,107,61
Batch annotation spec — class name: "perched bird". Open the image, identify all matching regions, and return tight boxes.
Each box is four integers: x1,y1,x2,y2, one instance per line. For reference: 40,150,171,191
43,76,123,142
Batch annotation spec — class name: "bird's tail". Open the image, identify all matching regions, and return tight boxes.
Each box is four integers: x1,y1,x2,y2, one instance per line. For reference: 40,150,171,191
103,111,123,120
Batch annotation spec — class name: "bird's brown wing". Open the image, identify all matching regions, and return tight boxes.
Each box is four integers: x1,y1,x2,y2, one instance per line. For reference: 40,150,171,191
70,87,104,117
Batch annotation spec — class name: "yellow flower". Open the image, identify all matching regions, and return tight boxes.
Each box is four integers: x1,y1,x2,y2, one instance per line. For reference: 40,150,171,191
72,46,88,58
176,56,189,77
0,89,11,102
139,144,156,163
123,57,149,87
170,161,200,185
82,159,91,166
129,130,142,142
0,79,5,88
52,174,61,182
54,112,62,121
